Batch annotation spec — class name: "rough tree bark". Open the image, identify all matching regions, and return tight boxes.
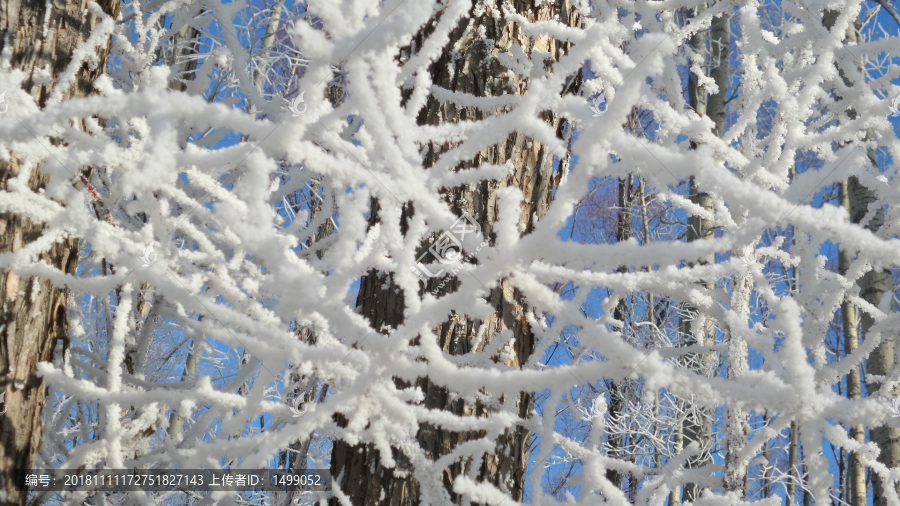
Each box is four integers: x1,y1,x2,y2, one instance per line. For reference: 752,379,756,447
328,1,581,504
0,0,120,503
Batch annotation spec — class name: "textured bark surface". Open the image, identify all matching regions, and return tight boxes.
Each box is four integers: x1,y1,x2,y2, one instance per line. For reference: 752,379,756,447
0,0,119,502
329,1,580,504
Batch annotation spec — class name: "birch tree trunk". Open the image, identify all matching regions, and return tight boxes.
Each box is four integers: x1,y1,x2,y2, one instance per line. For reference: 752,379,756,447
840,180,867,506
823,8,896,505
786,164,802,506
154,14,205,442
860,184,900,506
328,1,581,504
826,18,865,505
848,156,897,506
787,398,801,505
0,0,120,502
704,7,751,496
674,3,730,502
838,20,900,506
724,260,750,494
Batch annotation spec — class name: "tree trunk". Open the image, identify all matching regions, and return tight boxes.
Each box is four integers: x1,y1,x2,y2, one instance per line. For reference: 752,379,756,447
674,3,729,502
279,180,336,506
823,8,897,505
839,180,867,506
787,413,800,505
724,260,750,494
786,167,802,506
607,177,633,493
865,270,899,506
716,4,749,492
328,1,581,504
837,20,899,506
0,0,120,502
848,166,897,506
677,180,715,503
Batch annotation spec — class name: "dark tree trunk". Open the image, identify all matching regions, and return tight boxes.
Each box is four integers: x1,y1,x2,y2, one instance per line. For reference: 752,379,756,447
0,0,120,503
329,1,581,504
606,176,634,493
